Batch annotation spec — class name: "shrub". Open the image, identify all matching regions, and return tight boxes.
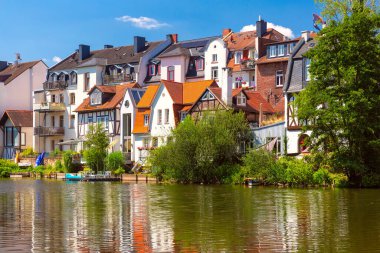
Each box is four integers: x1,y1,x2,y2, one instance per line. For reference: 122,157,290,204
106,152,125,172
63,151,74,173
54,159,63,172
32,165,45,176
114,167,125,175
241,149,277,182
313,167,332,186
83,124,110,173
21,147,36,157
284,158,314,185
50,148,62,157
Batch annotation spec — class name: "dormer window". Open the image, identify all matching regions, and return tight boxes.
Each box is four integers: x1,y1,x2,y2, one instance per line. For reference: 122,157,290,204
288,43,296,55
144,115,149,126
278,45,285,56
195,59,204,70
90,89,102,105
70,71,77,85
237,92,247,106
269,46,277,58
201,91,215,101
167,66,175,81
148,64,156,76
235,51,242,64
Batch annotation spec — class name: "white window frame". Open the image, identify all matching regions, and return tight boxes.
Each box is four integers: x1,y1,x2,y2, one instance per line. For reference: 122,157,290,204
212,54,218,62
148,64,156,76
180,112,187,121
211,67,218,80
235,51,242,64
305,58,311,81
157,109,162,125
236,93,247,106
164,109,169,124
195,59,204,70
276,70,284,87
90,89,102,105
288,43,295,55
97,115,109,130
269,46,277,58
167,66,175,81
144,115,149,126
278,44,285,56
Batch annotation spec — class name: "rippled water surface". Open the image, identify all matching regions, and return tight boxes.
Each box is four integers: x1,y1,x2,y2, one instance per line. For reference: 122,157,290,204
0,179,380,252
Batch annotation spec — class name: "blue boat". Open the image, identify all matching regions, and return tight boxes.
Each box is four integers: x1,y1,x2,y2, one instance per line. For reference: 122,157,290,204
65,173,83,181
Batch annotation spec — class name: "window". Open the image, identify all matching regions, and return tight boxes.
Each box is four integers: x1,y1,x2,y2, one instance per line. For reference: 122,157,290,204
152,137,158,148
211,67,218,80
212,54,218,62
157,109,162,125
97,116,108,130
305,58,311,81
51,140,55,151
21,133,26,146
237,93,246,106
70,115,75,129
195,59,204,70
288,43,295,55
71,72,77,85
5,127,19,147
278,44,285,56
164,109,169,124
70,93,75,105
201,92,215,101
59,115,64,127
276,70,284,87
235,51,242,64
180,112,187,121
90,89,102,105
144,115,149,126
59,94,64,103
143,138,149,148
51,95,56,103
51,116,55,127
84,72,90,91
88,117,93,124
148,64,156,76
269,45,277,57
167,66,175,81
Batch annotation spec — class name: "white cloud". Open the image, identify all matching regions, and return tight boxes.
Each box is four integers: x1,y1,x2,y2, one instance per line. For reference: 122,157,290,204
241,22,295,39
116,15,169,29
52,56,62,64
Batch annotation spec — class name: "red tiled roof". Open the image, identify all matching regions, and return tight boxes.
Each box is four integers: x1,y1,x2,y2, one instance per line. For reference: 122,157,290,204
0,110,33,127
244,90,274,113
0,61,42,85
75,83,139,112
273,97,285,113
256,56,289,65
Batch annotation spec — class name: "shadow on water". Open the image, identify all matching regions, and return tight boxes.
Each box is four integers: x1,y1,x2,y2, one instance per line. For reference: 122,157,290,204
0,179,379,252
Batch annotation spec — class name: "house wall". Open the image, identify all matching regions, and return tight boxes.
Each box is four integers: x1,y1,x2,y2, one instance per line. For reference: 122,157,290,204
160,56,186,83
133,134,150,163
256,61,287,106
204,39,228,86
251,121,285,155
232,71,254,89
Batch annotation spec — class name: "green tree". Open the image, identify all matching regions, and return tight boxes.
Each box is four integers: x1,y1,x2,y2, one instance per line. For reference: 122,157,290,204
149,110,251,184
63,150,74,172
83,124,110,173
297,0,380,185
106,151,125,172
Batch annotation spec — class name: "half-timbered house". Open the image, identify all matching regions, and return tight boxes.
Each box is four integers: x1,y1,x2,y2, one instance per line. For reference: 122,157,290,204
284,31,315,155
74,83,139,152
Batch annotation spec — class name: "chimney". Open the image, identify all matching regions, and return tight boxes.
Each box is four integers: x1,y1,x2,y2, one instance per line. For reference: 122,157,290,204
134,36,146,54
256,19,267,38
0,61,8,71
301,31,310,41
221,67,232,106
170,34,178,44
222,28,232,37
79,44,90,61
104,45,113,49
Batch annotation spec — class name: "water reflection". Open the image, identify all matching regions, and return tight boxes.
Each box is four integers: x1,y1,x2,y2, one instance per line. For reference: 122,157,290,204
0,179,379,252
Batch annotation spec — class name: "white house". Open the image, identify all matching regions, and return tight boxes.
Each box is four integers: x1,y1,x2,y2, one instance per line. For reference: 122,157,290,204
0,59,47,158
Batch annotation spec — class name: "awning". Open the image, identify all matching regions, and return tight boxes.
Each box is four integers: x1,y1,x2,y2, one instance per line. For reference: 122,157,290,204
57,139,84,145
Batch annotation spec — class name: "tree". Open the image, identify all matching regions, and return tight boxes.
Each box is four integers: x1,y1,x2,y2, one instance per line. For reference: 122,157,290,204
83,124,110,173
149,110,251,184
297,0,380,185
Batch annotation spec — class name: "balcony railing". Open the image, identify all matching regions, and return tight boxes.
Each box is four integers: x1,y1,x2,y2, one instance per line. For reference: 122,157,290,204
43,80,69,90
241,59,255,70
34,126,65,136
103,73,134,85
34,102,66,112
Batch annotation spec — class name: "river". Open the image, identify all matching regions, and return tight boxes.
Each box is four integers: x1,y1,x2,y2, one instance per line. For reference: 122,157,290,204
0,179,379,252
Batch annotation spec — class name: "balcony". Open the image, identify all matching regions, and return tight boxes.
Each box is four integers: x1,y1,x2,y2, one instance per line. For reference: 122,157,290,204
241,59,255,70
34,102,66,112
34,126,65,136
103,73,134,85
43,80,69,91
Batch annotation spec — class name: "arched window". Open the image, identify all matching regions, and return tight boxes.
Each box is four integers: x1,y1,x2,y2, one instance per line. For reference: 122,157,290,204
70,71,77,85
298,134,309,153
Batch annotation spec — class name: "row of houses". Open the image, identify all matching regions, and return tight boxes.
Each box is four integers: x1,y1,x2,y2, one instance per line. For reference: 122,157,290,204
0,18,315,163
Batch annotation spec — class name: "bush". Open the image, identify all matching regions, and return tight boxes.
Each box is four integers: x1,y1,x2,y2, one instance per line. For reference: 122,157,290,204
106,152,125,172
63,151,74,173
313,167,332,186
241,149,277,182
114,167,125,175
54,159,63,172
0,159,21,177
32,165,45,176
284,158,314,185
21,147,36,157
50,148,62,157
83,124,110,173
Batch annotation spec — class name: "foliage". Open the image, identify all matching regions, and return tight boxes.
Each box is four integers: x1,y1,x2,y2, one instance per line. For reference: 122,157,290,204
313,167,332,186
149,110,251,184
20,147,36,157
239,149,277,183
113,167,125,175
63,150,74,173
0,159,20,177
54,159,63,172
83,124,110,173
106,151,125,172
50,148,62,157
297,0,380,185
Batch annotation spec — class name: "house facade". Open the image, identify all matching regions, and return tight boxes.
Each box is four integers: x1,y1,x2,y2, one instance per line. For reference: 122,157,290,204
283,31,315,155
0,59,47,158
33,35,174,153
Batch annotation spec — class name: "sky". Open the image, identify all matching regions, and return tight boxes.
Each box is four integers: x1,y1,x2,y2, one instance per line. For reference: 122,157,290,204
0,0,320,66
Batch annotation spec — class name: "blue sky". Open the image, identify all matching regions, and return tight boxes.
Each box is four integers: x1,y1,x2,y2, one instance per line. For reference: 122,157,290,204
0,0,319,66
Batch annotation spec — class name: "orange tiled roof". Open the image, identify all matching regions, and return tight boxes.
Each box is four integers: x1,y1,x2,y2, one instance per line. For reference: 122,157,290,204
273,97,285,113
75,83,139,112
133,108,151,134
137,85,160,108
244,90,274,113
